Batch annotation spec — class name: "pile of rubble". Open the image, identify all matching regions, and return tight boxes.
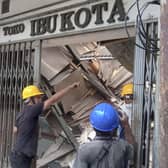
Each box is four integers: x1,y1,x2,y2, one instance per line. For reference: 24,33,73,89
36,41,133,168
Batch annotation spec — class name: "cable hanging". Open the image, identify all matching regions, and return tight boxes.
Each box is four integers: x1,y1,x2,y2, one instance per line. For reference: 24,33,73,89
125,0,160,53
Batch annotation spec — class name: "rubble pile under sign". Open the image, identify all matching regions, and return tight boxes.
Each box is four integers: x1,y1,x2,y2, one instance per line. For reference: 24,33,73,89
37,40,133,167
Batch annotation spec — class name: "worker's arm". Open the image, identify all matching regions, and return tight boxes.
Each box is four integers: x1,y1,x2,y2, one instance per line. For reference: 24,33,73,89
43,82,80,111
13,126,18,134
119,113,135,145
13,113,21,134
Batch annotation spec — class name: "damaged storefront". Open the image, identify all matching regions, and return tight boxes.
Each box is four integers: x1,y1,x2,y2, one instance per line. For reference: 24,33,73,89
0,0,160,167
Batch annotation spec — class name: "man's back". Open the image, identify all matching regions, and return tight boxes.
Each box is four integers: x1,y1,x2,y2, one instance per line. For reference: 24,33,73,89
14,103,44,157
73,137,134,168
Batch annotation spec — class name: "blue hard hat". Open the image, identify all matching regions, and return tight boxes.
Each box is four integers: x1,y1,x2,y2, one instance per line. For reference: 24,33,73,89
90,102,119,132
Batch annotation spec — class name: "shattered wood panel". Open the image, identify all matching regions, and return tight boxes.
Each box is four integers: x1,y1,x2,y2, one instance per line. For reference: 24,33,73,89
44,112,63,137
85,72,112,98
39,117,57,141
107,67,133,88
38,138,54,158
67,42,133,94
39,117,54,134
41,138,64,158
70,89,97,112
41,78,79,150
70,42,97,56
97,57,132,89
69,117,89,127
72,95,103,120
41,47,70,81
50,68,73,86
37,138,74,168
37,42,135,167
98,59,121,82
53,70,88,113
104,39,135,72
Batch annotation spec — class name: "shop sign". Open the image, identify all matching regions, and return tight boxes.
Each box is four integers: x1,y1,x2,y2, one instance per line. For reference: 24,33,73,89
0,0,159,43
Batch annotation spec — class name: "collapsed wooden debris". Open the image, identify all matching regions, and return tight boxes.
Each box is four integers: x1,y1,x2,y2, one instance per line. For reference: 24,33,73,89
37,41,133,167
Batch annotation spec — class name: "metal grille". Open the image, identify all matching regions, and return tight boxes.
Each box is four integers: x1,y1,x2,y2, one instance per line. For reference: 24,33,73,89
1,0,10,14
133,21,159,168
0,42,34,168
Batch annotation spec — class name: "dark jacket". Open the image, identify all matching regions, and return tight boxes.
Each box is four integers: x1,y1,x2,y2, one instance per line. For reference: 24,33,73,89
13,102,44,157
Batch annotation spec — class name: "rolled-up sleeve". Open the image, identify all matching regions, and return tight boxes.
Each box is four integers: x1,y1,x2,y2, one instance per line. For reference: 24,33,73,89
26,103,44,118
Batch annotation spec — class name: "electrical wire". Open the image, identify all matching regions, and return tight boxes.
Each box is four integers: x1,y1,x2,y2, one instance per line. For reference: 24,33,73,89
136,0,159,51
136,0,160,51
125,0,160,52
124,1,152,51
124,1,136,41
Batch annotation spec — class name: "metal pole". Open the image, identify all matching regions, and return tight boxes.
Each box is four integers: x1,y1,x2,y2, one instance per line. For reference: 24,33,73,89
153,18,160,168
159,1,168,167
132,24,146,168
34,40,42,85
32,40,42,168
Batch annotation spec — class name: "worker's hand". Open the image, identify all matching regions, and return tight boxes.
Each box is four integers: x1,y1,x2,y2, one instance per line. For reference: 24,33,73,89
13,126,18,134
119,112,129,128
70,82,80,88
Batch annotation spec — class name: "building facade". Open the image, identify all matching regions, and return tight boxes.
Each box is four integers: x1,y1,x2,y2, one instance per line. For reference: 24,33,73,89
0,0,160,167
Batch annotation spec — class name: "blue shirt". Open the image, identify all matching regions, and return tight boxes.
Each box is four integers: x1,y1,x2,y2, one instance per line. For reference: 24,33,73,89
13,102,44,157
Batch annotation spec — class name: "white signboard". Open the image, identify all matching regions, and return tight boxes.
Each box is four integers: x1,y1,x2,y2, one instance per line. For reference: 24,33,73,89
0,0,160,43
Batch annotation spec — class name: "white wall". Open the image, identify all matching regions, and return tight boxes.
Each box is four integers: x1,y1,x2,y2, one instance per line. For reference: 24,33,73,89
10,0,63,14
0,0,87,19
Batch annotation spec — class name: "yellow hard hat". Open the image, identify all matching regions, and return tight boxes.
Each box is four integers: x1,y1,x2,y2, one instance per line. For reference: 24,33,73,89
121,83,133,97
22,85,44,99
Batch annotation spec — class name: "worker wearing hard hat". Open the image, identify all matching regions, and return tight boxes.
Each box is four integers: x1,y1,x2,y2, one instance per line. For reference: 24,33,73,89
120,83,133,126
73,102,135,168
10,82,79,168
